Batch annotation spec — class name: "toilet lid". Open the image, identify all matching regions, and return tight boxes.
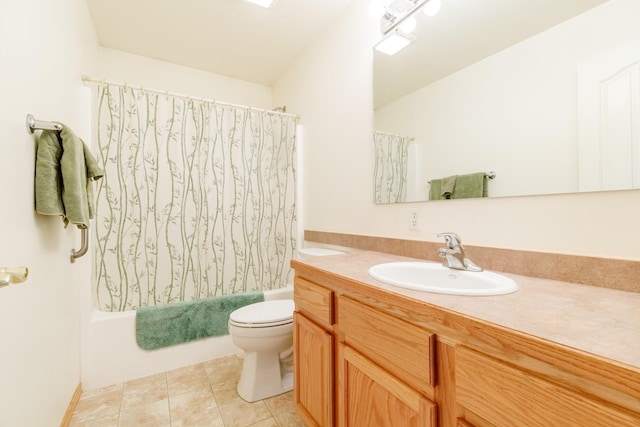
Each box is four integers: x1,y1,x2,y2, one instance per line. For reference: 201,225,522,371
229,299,294,327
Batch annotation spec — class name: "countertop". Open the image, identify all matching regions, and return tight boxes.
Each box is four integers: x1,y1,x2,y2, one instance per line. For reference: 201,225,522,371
292,250,640,371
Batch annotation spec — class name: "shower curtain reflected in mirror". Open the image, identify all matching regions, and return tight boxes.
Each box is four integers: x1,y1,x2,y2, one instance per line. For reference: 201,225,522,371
373,131,412,204
93,83,297,312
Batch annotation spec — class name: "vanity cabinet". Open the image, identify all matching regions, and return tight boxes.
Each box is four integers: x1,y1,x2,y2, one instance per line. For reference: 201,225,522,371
292,258,640,427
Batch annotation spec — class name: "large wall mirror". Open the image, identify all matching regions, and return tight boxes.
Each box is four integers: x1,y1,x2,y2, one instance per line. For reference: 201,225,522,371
373,0,640,204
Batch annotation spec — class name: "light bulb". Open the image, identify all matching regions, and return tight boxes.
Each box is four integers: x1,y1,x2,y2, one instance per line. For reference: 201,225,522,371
399,16,417,33
423,0,441,17
368,0,386,18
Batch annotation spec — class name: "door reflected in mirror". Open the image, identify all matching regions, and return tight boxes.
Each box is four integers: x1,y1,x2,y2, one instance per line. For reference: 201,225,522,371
373,0,640,204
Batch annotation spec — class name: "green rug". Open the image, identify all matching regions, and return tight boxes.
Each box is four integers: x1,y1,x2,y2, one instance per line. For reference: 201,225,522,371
135,291,264,350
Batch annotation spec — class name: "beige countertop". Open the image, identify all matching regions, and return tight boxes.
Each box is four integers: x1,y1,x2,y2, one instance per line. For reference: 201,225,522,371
292,250,640,371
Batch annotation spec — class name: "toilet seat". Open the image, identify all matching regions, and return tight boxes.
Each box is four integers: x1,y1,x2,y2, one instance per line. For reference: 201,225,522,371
229,299,294,328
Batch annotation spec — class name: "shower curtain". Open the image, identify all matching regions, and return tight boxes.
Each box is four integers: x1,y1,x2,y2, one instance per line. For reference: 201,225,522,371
373,131,411,204
92,83,297,312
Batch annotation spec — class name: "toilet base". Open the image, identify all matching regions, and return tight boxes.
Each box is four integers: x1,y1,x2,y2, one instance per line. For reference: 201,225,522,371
236,350,293,402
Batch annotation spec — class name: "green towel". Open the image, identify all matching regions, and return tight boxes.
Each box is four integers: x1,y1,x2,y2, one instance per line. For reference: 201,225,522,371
452,172,488,199
440,175,457,199
429,179,442,200
135,291,265,351
35,126,104,228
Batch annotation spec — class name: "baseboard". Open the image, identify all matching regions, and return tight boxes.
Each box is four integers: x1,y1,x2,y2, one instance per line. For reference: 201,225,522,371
59,383,82,427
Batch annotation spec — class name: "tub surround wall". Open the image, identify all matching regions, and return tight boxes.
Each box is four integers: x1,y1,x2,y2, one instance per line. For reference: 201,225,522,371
305,230,640,293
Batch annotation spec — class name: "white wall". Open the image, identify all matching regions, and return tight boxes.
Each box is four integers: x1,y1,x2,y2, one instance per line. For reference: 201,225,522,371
0,0,98,425
98,48,273,109
273,0,377,240
273,0,640,260
375,0,640,198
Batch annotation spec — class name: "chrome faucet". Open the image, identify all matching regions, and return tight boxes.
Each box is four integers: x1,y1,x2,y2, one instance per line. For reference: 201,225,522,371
436,232,482,272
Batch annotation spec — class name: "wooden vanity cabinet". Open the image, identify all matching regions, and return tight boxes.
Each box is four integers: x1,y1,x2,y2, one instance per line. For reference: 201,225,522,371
293,269,640,427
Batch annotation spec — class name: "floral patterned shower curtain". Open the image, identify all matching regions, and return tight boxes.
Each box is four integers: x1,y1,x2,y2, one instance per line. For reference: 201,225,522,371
92,83,297,312
373,131,411,204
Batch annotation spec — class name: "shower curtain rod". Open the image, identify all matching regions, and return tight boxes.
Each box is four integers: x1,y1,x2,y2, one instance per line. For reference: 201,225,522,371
81,75,300,120
374,130,415,142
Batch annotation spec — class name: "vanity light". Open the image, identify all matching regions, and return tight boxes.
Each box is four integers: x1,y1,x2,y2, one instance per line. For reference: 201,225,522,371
368,0,388,18
423,0,441,17
374,30,416,55
399,15,417,33
246,0,278,8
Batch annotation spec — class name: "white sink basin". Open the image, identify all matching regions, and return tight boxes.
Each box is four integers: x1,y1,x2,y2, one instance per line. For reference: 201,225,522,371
368,262,518,296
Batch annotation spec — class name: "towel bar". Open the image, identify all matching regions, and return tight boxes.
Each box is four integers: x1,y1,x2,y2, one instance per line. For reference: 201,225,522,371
70,229,88,263
26,114,62,133
428,171,496,184
27,113,89,263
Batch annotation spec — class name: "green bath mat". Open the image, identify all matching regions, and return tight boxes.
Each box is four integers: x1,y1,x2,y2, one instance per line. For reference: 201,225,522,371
135,291,264,350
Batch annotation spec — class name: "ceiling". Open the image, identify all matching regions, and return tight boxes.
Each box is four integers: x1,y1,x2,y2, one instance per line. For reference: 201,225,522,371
86,0,609,106
374,0,609,108
86,0,353,86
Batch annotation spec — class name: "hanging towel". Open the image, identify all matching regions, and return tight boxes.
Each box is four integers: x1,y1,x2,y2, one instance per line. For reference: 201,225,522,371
452,172,488,199
35,126,104,228
135,291,265,350
440,175,457,199
428,178,442,200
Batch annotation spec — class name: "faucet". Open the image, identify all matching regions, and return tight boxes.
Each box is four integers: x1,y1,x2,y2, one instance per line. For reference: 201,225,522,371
436,232,482,272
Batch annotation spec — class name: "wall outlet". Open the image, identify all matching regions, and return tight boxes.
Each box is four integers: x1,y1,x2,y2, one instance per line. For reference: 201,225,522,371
408,209,420,231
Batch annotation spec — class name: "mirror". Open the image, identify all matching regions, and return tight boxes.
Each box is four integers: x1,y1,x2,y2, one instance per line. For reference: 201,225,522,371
373,0,640,203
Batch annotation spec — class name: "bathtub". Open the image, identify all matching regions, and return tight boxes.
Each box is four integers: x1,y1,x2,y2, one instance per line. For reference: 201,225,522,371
80,286,293,390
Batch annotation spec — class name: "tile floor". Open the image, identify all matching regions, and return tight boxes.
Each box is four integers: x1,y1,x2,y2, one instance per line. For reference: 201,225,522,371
69,354,305,427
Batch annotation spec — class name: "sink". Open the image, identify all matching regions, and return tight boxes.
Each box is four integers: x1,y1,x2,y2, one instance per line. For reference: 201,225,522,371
368,262,518,296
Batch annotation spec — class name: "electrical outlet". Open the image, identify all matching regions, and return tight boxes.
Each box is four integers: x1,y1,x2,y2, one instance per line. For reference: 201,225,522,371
408,209,420,231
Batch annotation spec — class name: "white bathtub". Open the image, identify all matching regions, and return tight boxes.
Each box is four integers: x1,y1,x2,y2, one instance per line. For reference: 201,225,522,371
80,286,293,390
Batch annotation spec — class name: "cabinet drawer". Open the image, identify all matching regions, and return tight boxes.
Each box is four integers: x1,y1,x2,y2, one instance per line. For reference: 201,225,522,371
338,296,435,395
455,346,640,427
294,277,334,327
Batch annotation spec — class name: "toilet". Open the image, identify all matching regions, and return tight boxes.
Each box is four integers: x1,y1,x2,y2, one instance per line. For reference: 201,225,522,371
228,299,295,402
229,247,346,402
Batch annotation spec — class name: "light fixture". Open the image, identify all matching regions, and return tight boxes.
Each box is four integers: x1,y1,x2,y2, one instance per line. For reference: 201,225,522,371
423,0,441,17
246,0,278,8
399,16,416,33
374,30,416,55
368,0,386,18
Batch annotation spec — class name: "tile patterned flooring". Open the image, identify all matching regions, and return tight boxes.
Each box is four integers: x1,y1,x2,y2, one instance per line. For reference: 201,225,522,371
69,354,305,427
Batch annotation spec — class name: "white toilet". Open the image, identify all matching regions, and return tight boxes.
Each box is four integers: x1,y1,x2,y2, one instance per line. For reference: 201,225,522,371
228,248,345,402
228,299,295,402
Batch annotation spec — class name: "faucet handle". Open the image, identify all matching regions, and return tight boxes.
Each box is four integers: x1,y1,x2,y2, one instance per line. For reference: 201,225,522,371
436,232,462,248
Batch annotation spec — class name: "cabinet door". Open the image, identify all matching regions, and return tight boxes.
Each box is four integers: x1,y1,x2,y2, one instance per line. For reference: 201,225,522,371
294,312,334,427
338,344,437,427
456,346,640,427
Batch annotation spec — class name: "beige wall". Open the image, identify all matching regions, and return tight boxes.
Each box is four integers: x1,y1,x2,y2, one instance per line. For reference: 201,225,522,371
98,48,273,109
274,0,640,260
0,0,98,425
